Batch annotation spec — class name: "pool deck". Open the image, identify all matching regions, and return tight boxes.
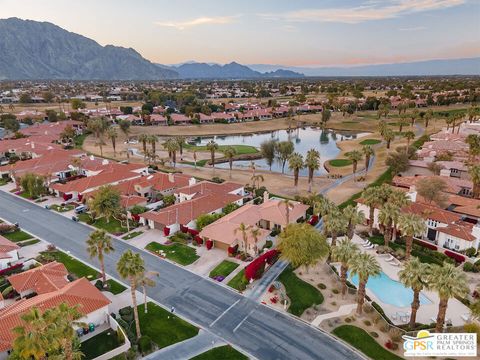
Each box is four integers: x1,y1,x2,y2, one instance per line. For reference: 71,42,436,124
351,234,470,327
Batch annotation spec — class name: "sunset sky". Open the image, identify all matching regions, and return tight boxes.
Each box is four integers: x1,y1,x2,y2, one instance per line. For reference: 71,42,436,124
1,0,479,66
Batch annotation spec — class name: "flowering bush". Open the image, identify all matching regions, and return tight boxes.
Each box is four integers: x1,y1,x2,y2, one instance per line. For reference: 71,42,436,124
308,215,319,226
413,239,437,251
268,285,275,293
270,296,278,304
206,239,213,250
228,244,238,256
444,250,465,263
163,227,170,236
0,224,16,234
180,224,188,233
188,228,199,236
194,235,203,245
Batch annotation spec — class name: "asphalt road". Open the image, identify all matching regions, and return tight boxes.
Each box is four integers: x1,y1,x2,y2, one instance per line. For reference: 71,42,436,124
0,191,364,360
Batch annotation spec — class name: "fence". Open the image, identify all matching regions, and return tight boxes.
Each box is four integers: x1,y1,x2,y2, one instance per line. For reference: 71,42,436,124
91,314,131,360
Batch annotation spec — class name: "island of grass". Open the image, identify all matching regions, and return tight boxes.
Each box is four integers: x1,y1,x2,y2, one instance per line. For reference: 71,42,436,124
278,266,323,316
105,279,127,295
184,143,258,155
332,325,402,360
138,302,199,349
80,328,123,360
49,204,75,213
18,239,40,247
2,229,33,242
38,250,100,280
328,159,352,167
227,268,248,291
191,345,248,360
209,260,239,279
122,231,143,240
359,139,381,145
145,241,199,266
77,214,135,235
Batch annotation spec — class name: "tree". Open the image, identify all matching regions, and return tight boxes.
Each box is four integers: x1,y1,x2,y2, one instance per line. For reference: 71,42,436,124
397,213,427,260
361,186,389,235
118,120,131,158
275,141,294,174
234,222,251,254
409,108,419,126
87,118,107,156
323,209,347,247
249,227,261,255
138,134,149,159
399,258,429,329
345,150,362,180
86,229,114,285
321,108,331,128
175,136,186,160
20,173,47,199
60,125,76,143
70,98,86,110
117,250,146,340
378,202,401,247
223,146,237,177
107,127,118,157
417,177,448,207
49,303,84,360
331,239,359,297
278,223,329,271
162,138,180,167
428,263,469,333
3,117,20,135
386,148,410,175
90,185,121,222
260,139,277,171
383,129,395,149
280,198,294,224
314,196,336,217
251,174,264,190
403,131,415,150
362,145,374,174
349,252,381,315
424,108,433,128
288,152,304,187
305,149,320,192
342,205,365,240
398,114,409,133
469,165,480,199
136,270,159,314
196,213,222,231
148,134,158,154
206,140,219,168
466,134,480,163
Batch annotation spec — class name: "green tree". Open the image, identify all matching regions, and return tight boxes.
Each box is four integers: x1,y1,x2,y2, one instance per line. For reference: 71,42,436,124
331,239,359,297
206,140,219,168
49,303,85,360
278,223,329,271
138,133,149,159
342,205,365,240
136,271,159,314
469,165,480,199
403,131,415,150
428,263,469,333
424,108,433,128
107,127,118,157
361,185,392,235
397,213,427,260
386,148,410,175
20,173,47,199
399,258,429,329
398,114,409,132
321,108,331,128
86,229,114,285
3,117,20,135
260,139,277,171
305,149,320,192
383,129,395,149
362,145,374,173
234,222,251,254
162,138,180,167
148,134,158,154
87,118,107,156
288,152,304,187
196,213,222,231
223,146,237,177
275,141,294,174
345,150,362,180
117,250,146,340
70,98,86,110
323,209,347,247
350,252,381,315
90,185,121,223
251,174,264,190
174,136,186,160
378,202,400,247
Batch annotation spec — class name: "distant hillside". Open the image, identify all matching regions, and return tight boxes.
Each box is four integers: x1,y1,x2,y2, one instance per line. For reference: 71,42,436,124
248,58,480,76
166,61,304,79
0,18,178,80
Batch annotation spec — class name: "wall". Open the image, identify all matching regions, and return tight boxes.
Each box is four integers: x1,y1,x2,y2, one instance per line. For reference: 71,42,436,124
90,315,131,360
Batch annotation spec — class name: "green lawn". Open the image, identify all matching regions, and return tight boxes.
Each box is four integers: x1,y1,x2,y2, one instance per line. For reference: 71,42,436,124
0,178,9,186
332,325,402,360
39,250,100,280
146,242,199,266
74,133,88,148
18,239,40,247
50,204,74,213
278,266,324,316
359,139,381,145
122,231,143,240
106,279,127,295
190,345,248,360
80,329,122,360
329,159,352,167
209,260,239,279
179,159,208,167
78,214,134,235
227,269,248,291
184,143,258,155
138,302,199,349
2,230,33,242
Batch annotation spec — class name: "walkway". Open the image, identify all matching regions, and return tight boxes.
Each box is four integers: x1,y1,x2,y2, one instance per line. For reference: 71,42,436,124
245,260,288,300
311,304,356,327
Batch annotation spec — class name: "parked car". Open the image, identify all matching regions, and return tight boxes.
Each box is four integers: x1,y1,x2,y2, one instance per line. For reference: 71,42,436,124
74,205,87,214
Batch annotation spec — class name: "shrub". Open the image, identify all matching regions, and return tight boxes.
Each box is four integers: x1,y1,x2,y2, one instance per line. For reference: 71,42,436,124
94,279,104,290
119,306,133,317
317,283,327,290
463,262,479,273
370,331,379,338
344,317,352,323
444,250,466,263
389,328,403,342
0,224,16,234
363,320,372,326
138,335,153,353
332,288,339,294
465,247,477,258
463,323,480,339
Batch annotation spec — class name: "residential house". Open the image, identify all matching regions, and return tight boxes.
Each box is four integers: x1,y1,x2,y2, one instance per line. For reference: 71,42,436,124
0,236,19,271
170,113,191,125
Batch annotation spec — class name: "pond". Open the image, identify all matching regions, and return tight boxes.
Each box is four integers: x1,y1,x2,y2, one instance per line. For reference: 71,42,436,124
183,127,368,176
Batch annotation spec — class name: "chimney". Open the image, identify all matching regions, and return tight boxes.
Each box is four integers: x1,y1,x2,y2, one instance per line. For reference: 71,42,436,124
168,172,174,183
263,191,270,203
189,177,196,187
89,155,95,161
102,159,109,165
31,142,35,149
407,185,417,203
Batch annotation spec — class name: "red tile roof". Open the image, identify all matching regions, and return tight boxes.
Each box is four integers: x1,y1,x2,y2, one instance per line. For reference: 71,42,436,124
404,202,461,224
0,235,20,260
436,222,476,241
7,261,68,295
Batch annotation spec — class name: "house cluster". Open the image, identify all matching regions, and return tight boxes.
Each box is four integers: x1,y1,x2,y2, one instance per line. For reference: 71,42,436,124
357,121,480,253
0,260,111,358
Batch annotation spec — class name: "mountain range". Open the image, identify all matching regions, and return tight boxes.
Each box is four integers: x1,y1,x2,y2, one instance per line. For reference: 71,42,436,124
0,18,478,80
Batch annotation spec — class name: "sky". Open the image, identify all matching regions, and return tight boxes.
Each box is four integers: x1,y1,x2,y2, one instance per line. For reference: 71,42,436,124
1,0,479,67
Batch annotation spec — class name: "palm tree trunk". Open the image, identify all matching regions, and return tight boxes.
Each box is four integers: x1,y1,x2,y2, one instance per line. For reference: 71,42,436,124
130,279,141,339
331,232,337,247
143,285,148,314
211,151,215,168
348,223,354,240
229,159,233,179
340,264,348,297
409,290,420,329
294,169,299,187
356,280,366,315
435,297,448,333
369,206,375,235
308,168,313,193
384,220,392,247
365,156,369,173
64,339,73,360
405,235,413,260
99,249,106,285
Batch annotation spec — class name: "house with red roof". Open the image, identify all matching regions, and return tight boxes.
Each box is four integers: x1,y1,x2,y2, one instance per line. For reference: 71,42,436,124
170,113,191,125
0,236,20,271
149,114,167,126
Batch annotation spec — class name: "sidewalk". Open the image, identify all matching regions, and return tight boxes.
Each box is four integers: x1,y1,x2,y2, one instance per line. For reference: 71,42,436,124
311,304,356,327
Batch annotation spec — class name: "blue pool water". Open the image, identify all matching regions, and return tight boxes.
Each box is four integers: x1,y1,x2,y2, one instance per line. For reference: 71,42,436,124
348,271,431,308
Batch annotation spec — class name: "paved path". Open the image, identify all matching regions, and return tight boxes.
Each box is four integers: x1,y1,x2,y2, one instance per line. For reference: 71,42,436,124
0,191,364,360
244,260,289,301
143,330,226,360
311,304,357,327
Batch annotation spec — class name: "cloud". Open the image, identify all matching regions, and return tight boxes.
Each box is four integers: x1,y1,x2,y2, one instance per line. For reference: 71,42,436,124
399,26,427,31
259,0,465,24
155,15,239,30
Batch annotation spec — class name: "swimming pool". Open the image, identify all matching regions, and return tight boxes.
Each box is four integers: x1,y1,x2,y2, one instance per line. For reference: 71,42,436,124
348,271,431,308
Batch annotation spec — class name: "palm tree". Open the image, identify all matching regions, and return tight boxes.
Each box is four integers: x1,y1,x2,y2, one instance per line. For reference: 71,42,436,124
305,149,320,192
234,223,251,254
138,133,149,159
331,239,359,297
398,258,429,329
409,109,419,127
281,198,294,225
50,303,85,360
428,263,469,333
349,252,381,315
288,152,304,187
136,270,159,314
424,108,433,128
107,127,118,157
175,136,186,160
249,227,261,255
403,131,415,150
342,205,365,239
86,229,114,285
251,174,264,190
378,202,400,247
362,186,391,235
383,129,395,149
468,165,480,199
223,146,237,177
12,307,52,359
117,250,146,340
397,213,426,260
345,150,362,180
118,120,131,159
314,196,336,217
398,114,409,132
323,209,347,247
148,134,158,154
362,145,374,173
162,138,180,167
206,140,219,168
